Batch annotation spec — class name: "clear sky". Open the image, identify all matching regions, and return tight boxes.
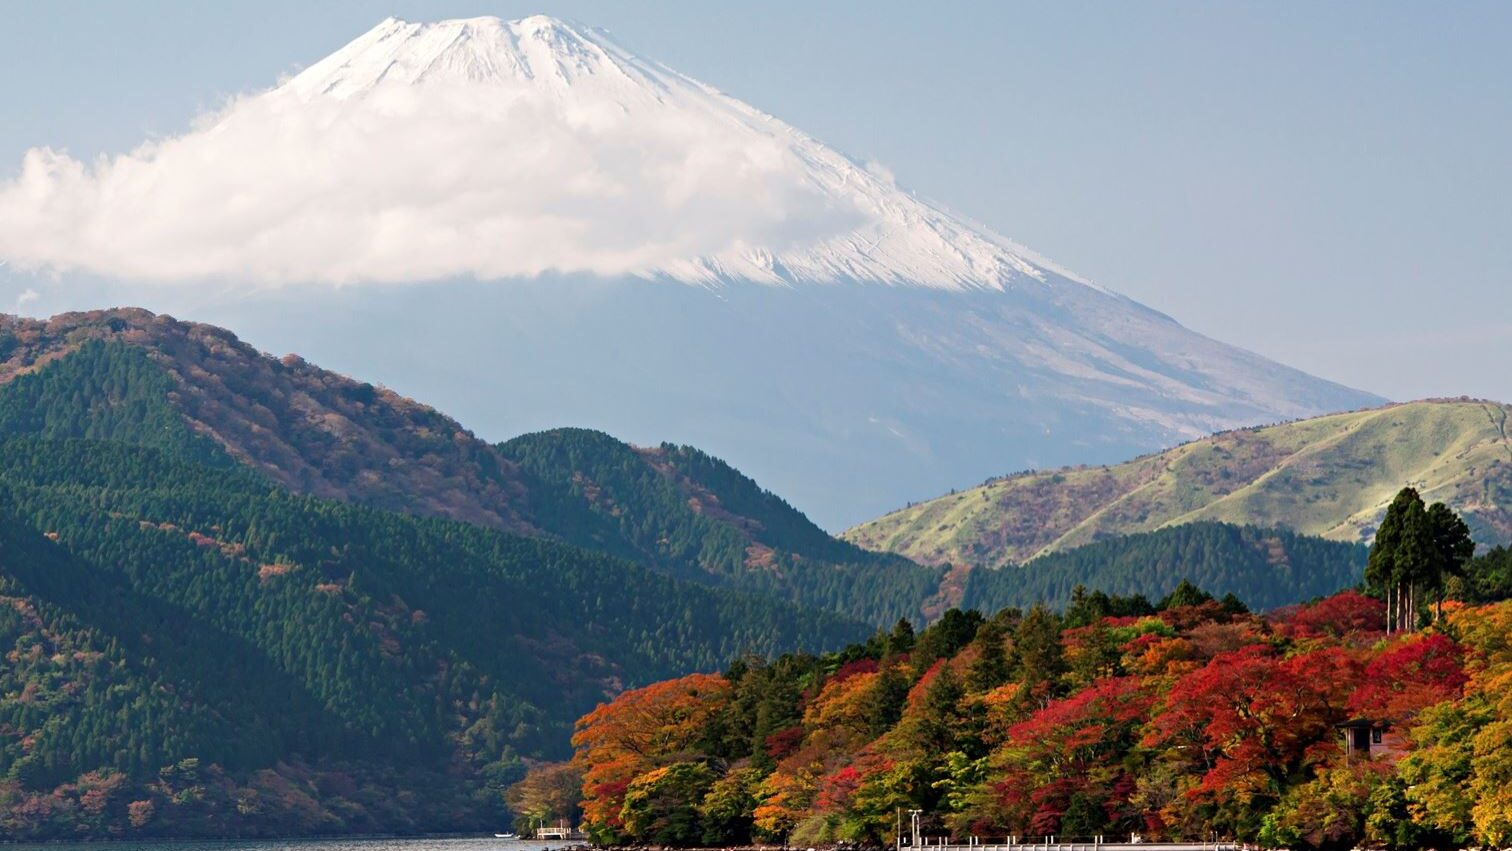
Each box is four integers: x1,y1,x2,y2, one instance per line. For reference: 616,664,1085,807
3,0,1509,402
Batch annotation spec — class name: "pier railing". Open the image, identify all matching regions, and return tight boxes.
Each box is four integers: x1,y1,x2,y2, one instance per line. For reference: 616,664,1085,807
901,837,1241,851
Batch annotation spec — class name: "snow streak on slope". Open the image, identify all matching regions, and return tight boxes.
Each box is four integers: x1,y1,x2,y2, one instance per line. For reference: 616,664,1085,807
0,15,1075,290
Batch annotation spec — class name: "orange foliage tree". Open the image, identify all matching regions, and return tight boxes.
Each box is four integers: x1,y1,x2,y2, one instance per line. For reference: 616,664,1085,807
571,673,730,842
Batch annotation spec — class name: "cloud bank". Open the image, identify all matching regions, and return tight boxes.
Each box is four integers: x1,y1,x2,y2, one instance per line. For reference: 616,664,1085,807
0,75,857,288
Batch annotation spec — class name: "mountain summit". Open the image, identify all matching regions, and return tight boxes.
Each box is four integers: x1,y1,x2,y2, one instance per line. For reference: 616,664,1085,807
255,14,1079,290
282,16,625,97
0,15,1384,526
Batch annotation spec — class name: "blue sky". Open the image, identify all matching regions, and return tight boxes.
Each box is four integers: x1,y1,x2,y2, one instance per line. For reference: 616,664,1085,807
3,0,1509,402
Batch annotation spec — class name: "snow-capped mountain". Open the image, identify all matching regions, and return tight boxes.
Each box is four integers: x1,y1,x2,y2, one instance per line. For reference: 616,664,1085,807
267,15,1068,290
0,16,1385,528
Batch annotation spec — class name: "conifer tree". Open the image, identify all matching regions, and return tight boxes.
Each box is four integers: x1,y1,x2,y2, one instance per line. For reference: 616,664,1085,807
1368,488,1474,631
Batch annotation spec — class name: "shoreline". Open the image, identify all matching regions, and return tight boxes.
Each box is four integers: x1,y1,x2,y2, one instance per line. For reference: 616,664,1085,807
0,836,586,846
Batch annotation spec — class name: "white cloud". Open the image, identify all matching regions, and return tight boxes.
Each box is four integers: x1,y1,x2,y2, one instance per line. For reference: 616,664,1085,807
0,75,859,288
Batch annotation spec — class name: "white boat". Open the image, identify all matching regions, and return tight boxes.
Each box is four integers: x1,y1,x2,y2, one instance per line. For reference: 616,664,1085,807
493,833,519,840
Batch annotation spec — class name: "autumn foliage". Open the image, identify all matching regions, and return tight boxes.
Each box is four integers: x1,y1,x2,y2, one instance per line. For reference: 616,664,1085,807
559,593,1512,849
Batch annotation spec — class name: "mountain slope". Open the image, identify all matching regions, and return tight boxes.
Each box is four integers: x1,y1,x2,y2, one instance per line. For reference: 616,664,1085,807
0,434,866,837
0,309,536,533
0,309,937,625
499,428,943,623
0,15,1383,528
847,399,1512,566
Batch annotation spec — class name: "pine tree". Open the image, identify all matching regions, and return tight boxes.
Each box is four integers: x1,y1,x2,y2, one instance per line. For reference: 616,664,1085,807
886,618,916,657
1425,501,1475,619
1010,605,1065,708
1368,489,1473,632
967,619,1010,692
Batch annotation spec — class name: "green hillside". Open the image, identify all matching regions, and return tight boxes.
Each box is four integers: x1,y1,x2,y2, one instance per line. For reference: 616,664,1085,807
960,521,1367,612
500,428,943,624
0,310,539,533
846,400,1512,567
0,435,866,837
0,312,939,626
0,319,874,837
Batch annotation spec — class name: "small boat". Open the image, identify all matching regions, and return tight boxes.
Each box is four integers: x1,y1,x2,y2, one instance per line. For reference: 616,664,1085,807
494,833,520,840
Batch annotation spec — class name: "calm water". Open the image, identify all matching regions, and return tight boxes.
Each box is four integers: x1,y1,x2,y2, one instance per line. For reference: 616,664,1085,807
1,840,579,851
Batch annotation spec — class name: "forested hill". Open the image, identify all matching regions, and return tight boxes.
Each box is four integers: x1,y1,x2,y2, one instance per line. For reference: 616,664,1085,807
0,311,1375,626
0,310,939,625
499,428,943,624
0,435,866,838
847,399,1512,566
961,521,1367,613
0,309,539,532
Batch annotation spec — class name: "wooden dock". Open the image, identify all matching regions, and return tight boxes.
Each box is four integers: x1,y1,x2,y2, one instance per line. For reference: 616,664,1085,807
534,824,586,840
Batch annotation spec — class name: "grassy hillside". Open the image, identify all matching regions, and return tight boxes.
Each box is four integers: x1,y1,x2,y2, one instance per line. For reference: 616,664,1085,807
846,400,1512,567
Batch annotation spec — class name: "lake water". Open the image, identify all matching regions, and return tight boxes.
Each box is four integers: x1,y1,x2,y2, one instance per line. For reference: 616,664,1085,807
1,840,580,851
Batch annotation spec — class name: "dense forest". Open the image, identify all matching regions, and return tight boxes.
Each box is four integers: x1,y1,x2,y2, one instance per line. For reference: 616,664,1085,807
555,558,1512,850
0,320,942,627
500,428,944,624
963,522,1368,613
0,436,867,838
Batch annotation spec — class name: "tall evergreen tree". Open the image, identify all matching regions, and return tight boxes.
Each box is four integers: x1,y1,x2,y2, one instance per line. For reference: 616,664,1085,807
1368,488,1475,632
1425,501,1475,618
967,618,1010,692
1010,605,1065,708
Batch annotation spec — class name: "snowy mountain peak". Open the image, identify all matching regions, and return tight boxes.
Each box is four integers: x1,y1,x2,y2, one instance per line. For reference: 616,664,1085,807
0,14,1386,527
0,12,1111,297
247,14,1076,291
280,15,628,100
0,12,1090,292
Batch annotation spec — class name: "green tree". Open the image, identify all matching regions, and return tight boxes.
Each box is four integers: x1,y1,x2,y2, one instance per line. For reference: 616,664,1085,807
1160,579,1213,610
968,618,1010,692
699,767,762,845
1010,605,1065,708
886,618,917,657
1369,489,1429,632
620,762,715,845
1060,792,1109,839
1369,490,1476,631
1425,501,1475,618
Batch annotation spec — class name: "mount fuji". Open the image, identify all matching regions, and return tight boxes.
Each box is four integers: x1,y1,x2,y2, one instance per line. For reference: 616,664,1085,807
0,15,1384,528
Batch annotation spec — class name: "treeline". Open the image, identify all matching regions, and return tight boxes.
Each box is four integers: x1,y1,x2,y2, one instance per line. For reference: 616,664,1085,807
963,522,1367,612
553,527,1512,849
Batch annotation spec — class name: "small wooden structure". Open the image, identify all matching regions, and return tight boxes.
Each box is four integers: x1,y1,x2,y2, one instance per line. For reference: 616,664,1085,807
1337,718,1404,762
535,820,584,841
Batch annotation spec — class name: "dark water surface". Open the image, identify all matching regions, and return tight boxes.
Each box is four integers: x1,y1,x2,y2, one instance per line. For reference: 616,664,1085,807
3,839,578,851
